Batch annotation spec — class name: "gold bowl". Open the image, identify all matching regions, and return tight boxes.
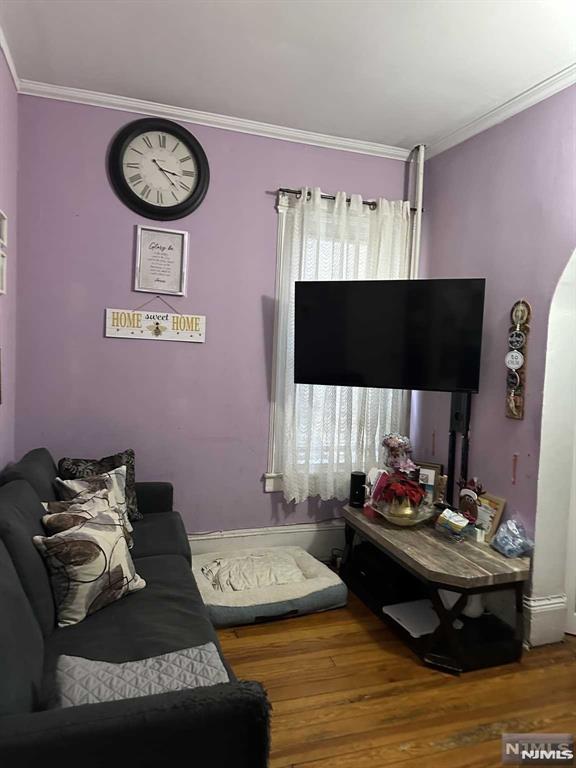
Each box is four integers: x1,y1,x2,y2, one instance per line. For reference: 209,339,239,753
377,502,435,527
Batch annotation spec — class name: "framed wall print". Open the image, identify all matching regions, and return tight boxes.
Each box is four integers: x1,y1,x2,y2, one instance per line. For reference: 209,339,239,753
0,210,7,296
0,209,7,250
0,250,5,295
134,225,188,296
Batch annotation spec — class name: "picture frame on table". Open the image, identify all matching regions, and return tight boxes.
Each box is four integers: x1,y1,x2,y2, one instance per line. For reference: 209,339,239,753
134,225,189,296
476,493,506,541
415,461,444,505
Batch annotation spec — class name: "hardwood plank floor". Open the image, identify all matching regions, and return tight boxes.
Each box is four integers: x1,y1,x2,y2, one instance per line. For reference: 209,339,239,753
218,594,576,768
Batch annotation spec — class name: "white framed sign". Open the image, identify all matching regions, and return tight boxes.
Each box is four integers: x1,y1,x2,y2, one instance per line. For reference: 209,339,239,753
105,308,205,343
134,225,188,296
0,209,7,296
0,250,5,296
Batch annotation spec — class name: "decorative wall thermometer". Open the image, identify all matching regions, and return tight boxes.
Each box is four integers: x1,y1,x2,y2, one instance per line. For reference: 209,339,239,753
505,299,531,419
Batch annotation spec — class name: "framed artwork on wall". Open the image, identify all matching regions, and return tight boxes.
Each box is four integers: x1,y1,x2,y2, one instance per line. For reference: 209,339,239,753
134,225,188,296
0,209,7,295
0,250,5,296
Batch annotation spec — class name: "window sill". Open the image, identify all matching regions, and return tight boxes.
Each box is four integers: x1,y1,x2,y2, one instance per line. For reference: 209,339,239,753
264,473,283,493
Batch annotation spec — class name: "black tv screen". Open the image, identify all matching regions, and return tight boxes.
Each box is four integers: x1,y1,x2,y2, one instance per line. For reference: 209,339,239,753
294,278,485,393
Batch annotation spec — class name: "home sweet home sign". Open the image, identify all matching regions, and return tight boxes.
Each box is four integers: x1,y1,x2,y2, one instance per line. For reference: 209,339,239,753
105,308,205,343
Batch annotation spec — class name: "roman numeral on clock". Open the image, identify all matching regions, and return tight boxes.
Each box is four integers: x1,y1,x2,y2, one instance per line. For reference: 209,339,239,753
179,182,191,192
158,134,167,148
129,173,142,183
125,162,140,169
142,184,151,199
156,190,164,204
179,155,192,163
142,136,153,149
182,170,195,177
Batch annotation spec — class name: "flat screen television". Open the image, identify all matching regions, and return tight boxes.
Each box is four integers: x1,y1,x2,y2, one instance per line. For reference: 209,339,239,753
294,278,485,393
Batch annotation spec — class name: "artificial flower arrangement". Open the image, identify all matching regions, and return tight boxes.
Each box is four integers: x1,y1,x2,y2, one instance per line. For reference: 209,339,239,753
372,471,426,508
381,433,417,474
363,434,429,524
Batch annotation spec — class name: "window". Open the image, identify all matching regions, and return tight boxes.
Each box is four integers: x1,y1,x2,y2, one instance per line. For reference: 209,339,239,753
266,188,412,504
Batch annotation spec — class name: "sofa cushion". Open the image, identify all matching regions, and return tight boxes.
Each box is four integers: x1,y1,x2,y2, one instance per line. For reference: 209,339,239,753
42,487,133,549
33,513,146,627
54,465,133,535
0,539,45,716
0,448,58,502
45,554,225,667
130,511,190,563
0,480,56,635
58,449,141,521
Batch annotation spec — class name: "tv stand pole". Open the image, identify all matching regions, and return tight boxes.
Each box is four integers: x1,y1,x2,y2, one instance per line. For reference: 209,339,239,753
446,392,472,504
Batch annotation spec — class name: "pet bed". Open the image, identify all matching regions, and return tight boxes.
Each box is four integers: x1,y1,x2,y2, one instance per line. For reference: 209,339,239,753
192,546,347,627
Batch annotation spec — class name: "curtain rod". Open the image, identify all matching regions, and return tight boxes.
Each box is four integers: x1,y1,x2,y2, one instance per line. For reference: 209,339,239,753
276,187,418,213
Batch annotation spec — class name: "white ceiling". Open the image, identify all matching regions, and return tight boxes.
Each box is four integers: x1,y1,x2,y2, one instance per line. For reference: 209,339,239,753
0,0,575,151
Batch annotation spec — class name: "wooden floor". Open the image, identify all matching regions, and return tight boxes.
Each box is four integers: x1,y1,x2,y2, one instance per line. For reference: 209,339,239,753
218,594,576,768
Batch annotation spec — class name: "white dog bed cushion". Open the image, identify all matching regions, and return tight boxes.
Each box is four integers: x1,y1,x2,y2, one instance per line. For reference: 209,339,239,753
193,546,347,628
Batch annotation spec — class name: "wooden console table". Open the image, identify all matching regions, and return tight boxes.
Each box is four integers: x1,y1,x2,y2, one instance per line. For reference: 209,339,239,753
341,506,531,673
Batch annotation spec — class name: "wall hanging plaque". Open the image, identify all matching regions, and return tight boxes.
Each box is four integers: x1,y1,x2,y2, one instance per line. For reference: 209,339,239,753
505,299,531,419
0,209,7,295
105,308,205,343
134,225,188,296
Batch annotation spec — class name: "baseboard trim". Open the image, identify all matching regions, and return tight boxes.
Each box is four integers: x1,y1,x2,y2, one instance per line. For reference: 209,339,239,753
524,593,567,647
188,519,345,561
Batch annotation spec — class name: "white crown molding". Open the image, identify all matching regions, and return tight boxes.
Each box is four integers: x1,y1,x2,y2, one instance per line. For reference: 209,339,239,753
428,63,576,158
17,79,411,161
0,21,19,89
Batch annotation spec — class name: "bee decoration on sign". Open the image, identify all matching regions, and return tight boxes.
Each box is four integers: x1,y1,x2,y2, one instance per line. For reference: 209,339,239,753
505,299,531,419
147,321,167,337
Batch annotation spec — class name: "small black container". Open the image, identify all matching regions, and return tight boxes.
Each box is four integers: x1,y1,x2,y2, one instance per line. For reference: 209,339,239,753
349,471,366,508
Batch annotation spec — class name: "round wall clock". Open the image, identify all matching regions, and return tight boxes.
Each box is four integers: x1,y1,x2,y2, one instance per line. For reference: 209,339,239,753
108,118,209,220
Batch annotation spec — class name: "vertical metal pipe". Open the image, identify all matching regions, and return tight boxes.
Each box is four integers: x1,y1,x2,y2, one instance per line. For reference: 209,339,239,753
404,144,426,437
409,144,426,280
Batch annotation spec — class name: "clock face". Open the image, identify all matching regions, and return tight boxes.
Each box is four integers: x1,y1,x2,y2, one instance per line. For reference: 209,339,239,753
108,118,209,220
122,131,198,208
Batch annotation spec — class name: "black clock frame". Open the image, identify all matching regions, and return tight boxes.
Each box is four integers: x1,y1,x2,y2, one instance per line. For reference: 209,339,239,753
108,117,210,220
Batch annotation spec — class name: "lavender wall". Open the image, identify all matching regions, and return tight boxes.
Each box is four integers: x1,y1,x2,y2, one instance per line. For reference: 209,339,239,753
0,49,17,468
16,95,405,532
412,85,576,535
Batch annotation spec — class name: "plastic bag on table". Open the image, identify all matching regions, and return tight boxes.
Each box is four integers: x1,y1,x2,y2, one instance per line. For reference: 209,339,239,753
491,518,534,558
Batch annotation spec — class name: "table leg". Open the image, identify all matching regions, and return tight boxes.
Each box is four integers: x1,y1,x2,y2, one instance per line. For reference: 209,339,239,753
341,522,356,576
426,587,469,674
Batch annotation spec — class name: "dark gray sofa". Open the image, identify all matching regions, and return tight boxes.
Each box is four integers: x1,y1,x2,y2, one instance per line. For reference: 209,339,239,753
0,448,270,768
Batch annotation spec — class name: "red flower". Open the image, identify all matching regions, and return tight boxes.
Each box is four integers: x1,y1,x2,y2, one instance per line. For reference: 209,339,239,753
373,472,425,506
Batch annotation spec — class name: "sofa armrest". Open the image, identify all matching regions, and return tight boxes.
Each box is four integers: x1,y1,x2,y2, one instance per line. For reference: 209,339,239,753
135,482,173,515
0,681,270,768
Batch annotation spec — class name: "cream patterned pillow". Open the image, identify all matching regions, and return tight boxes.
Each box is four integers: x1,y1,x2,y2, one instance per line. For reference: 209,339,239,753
54,466,132,534
33,514,146,627
42,487,133,549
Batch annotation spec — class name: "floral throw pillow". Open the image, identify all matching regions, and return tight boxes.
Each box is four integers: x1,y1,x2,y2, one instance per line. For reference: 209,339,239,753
54,466,132,535
33,514,146,627
58,449,141,521
43,485,133,549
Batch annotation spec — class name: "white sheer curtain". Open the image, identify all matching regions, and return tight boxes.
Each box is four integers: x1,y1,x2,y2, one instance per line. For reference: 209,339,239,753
271,187,412,504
